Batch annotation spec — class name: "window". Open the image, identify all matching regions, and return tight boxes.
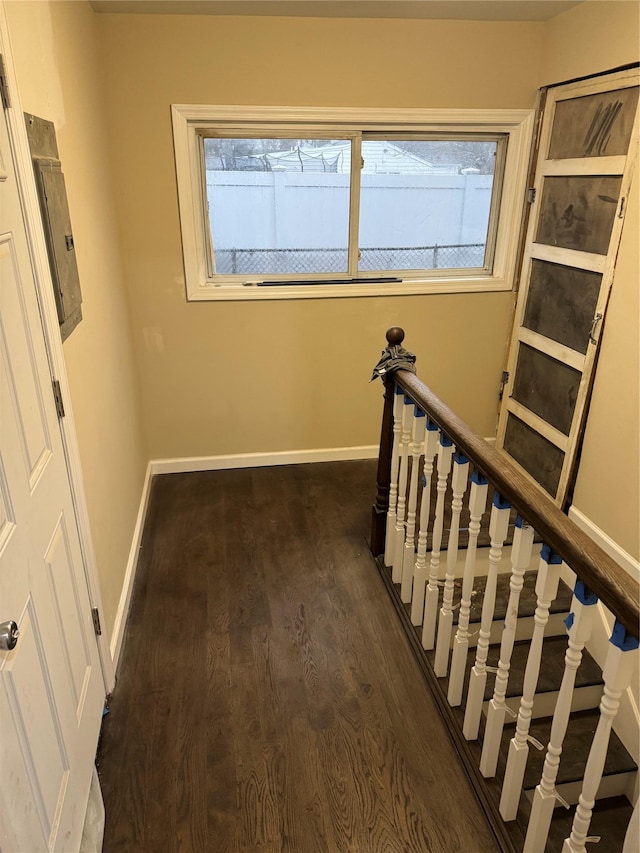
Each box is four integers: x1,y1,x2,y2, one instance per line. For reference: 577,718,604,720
204,136,351,277
172,106,534,301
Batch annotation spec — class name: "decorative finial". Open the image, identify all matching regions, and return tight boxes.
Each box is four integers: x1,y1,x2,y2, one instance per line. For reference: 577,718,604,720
386,327,405,346
371,327,415,382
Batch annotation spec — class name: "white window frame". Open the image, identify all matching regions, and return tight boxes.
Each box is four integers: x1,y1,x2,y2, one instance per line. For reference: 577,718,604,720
171,104,534,301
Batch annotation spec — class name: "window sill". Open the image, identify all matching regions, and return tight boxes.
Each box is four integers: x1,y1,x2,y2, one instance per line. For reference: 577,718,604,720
185,275,514,301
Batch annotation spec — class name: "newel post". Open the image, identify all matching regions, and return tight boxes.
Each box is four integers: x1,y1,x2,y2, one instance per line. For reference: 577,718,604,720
370,326,405,557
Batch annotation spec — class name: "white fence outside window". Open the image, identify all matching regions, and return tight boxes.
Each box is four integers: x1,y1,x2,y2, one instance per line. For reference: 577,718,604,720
207,171,493,275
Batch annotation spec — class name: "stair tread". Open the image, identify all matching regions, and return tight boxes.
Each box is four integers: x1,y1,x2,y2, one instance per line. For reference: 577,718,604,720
502,709,640,790
547,796,634,852
451,569,574,626
462,635,603,701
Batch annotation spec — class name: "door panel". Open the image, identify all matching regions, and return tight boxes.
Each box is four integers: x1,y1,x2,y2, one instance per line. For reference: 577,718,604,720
548,86,639,159
497,68,639,504
0,236,53,485
0,84,104,851
4,606,70,836
535,174,622,254
44,516,94,715
522,261,601,353
503,415,565,497
511,344,581,435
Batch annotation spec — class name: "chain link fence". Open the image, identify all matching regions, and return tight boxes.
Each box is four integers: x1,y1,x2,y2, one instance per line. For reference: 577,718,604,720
215,244,485,276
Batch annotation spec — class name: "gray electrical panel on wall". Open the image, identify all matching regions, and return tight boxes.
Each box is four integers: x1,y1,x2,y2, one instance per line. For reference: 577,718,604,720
25,113,82,341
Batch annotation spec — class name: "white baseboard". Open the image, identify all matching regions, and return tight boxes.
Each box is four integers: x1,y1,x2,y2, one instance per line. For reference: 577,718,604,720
109,446,378,670
149,445,379,475
109,462,154,672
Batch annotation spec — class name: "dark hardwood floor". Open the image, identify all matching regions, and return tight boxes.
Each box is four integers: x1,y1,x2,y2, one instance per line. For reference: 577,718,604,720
97,460,499,852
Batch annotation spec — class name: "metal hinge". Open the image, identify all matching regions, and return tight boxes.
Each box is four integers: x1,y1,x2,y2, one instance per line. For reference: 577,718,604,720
52,379,65,418
499,370,510,400
360,156,364,169
0,55,10,109
526,187,536,204
91,607,102,636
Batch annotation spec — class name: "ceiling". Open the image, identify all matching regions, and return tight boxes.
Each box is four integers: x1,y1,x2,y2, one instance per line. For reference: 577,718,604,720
89,1,584,22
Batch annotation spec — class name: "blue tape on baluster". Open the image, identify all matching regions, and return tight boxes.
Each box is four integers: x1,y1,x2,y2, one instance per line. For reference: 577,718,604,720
454,450,469,465
540,544,563,565
440,433,453,448
564,612,575,631
471,469,489,486
414,406,426,418
610,620,640,651
492,492,511,510
395,384,404,395
421,475,427,487
427,418,439,432
403,395,413,406
515,515,524,528
574,579,598,606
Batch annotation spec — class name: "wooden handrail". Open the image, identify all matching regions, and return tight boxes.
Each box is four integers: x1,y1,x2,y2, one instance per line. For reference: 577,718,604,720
390,367,639,638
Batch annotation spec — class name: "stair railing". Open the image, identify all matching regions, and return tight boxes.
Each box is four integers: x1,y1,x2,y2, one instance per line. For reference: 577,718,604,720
371,327,639,853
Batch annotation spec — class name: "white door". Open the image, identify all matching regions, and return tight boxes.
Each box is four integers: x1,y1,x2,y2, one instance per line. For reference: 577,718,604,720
0,79,105,850
497,68,639,506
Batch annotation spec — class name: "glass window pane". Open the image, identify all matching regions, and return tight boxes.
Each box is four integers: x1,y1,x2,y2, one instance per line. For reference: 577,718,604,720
358,139,498,272
203,138,350,276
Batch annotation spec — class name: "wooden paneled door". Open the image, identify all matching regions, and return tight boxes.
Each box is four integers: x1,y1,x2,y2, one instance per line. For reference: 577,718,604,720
497,67,639,506
0,61,105,853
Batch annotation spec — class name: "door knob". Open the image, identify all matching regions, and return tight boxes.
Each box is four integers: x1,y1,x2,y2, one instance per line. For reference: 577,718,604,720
0,620,19,651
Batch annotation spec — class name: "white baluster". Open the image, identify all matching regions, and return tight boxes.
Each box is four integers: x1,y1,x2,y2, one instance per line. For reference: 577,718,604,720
434,450,470,676
384,385,405,568
401,408,426,603
463,492,511,740
623,796,639,853
392,396,413,583
480,518,535,776
500,546,563,822
524,581,598,852
421,433,454,650
448,470,489,706
410,421,439,626
563,622,640,853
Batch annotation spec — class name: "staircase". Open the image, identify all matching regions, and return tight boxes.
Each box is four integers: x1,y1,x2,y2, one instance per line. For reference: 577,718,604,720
370,328,639,853
377,564,637,851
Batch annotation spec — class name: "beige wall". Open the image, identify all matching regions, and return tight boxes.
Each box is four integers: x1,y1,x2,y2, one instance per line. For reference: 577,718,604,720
543,0,640,560
96,13,544,459
5,0,637,647
5,0,148,636
542,0,639,85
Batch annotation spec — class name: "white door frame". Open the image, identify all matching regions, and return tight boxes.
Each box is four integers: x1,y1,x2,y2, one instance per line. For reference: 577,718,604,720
0,2,114,692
